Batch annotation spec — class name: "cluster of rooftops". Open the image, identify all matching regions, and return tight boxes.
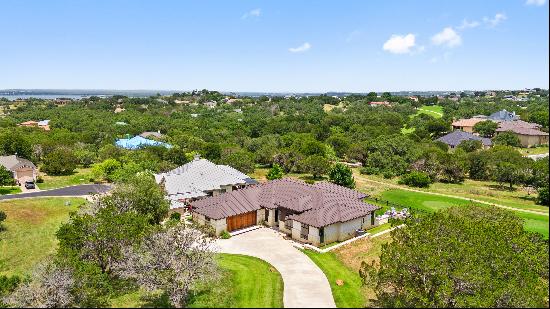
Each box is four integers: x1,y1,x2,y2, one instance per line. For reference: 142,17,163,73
155,156,379,230
439,109,548,148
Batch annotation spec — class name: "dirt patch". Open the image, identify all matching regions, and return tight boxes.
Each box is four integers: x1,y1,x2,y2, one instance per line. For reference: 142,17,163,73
0,203,50,225
333,233,392,272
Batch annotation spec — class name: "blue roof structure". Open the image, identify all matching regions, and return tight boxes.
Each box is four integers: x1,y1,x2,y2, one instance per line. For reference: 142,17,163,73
115,136,172,150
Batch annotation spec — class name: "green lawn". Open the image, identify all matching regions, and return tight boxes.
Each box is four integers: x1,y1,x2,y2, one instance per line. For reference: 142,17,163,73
366,223,392,235
302,250,365,308
0,186,21,195
0,197,86,276
38,168,94,190
517,146,549,156
416,105,443,118
379,189,549,238
111,254,284,308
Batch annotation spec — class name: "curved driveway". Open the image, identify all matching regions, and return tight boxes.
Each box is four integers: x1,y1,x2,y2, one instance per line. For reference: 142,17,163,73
0,184,111,201
215,228,336,308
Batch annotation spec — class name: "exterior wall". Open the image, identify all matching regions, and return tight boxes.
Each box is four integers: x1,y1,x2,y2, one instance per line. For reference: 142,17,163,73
256,208,266,225
518,134,549,148
221,185,233,193
279,220,293,234
266,209,276,227
191,212,227,236
301,213,375,246
453,125,474,133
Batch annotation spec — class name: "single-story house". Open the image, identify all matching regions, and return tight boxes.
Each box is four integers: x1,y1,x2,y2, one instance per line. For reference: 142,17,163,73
437,130,492,149
115,136,172,150
155,155,258,209
18,120,50,131
451,118,485,133
0,155,37,183
369,101,391,107
190,178,380,246
139,131,164,139
495,127,549,148
489,109,520,122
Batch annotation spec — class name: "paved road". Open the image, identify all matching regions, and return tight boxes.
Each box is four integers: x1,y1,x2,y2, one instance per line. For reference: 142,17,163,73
0,184,111,201
216,228,336,308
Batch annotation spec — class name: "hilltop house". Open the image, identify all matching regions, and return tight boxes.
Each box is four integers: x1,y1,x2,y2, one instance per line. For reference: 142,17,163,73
139,131,164,139
0,155,37,183
488,109,520,122
191,178,380,246
369,101,391,107
18,120,50,131
155,155,257,209
451,118,486,133
115,136,172,150
496,121,549,147
437,130,492,149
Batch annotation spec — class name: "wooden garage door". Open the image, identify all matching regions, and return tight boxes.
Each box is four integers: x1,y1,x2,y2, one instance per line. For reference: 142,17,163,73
226,211,257,232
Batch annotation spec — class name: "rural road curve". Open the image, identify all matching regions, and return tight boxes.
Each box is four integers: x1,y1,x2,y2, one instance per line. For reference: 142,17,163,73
216,228,336,308
362,178,549,216
0,184,111,201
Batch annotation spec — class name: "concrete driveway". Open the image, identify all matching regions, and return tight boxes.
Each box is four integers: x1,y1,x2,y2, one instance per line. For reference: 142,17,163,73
215,228,336,308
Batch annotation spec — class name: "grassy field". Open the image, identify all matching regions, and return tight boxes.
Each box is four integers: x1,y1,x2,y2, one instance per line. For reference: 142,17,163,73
303,233,393,308
0,197,86,276
354,170,549,213
416,105,443,118
111,254,284,308
302,250,365,308
38,168,94,190
517,146,549,156
0,186,21,195
379,189,549,238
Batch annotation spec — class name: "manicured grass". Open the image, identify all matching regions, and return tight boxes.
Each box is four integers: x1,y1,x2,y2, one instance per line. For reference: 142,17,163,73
416,105,443,118
303,250,365,308
0,186,21,195
354,171,548,213
38,168,94,190
111,254,284,308
517,146,549,156
379,189,549,238
0,197,86,276
366,222,392,235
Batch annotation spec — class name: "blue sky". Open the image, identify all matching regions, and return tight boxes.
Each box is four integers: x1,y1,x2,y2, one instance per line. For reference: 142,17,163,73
1,0,548,92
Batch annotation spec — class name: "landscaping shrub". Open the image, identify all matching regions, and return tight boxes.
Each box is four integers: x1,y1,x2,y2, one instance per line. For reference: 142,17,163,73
398,171,432,188
220,230,231,239
170,212,181,221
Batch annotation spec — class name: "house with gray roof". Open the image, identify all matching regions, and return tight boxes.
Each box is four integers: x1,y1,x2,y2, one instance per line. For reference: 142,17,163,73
0,155,37,183
488,109,520,122
155,155,257,209
436,130,492,149
190,178,380,246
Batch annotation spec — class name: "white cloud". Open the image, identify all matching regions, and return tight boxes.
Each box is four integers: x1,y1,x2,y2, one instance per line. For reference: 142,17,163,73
382,34,416,54
526,0,546,6
288,42,311,53
431,27,462,48
242,8,261,19
457,19,480,30
483,13,507,27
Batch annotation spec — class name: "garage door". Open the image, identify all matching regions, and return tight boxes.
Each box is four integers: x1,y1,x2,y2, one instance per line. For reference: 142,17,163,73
226,211,257,232
16,169,34,180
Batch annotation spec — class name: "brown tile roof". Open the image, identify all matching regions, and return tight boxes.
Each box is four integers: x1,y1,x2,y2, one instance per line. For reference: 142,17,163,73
496,120,541,130
190,178,378,228
451,118,484,127
496,127,549,136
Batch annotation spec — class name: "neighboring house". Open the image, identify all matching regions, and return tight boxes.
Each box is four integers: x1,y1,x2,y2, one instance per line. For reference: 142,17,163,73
369,101,391,107
155,155,258,209
437,130,492,149
204,101,217,108
488,109,520,122
115,136,172,150
114,107,126,113
139,131,164,139
495,127,549,148
18,120,50,131
190,178,380,246
451,118,485,133
0,155,37,183
115,121,128,126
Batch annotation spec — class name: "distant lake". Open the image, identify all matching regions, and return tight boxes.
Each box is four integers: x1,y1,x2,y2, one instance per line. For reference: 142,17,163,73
0,94,95,101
